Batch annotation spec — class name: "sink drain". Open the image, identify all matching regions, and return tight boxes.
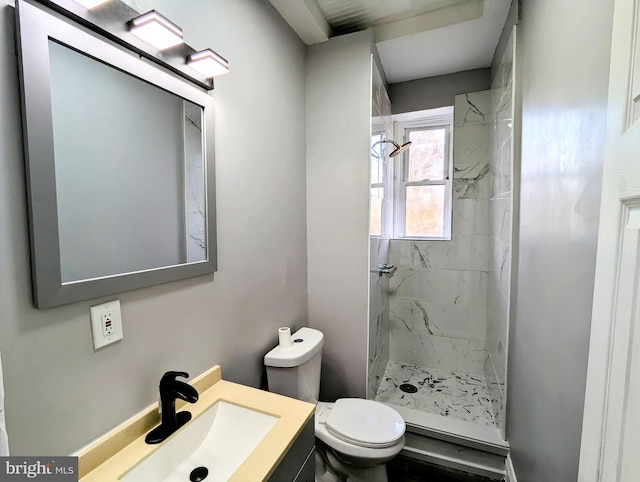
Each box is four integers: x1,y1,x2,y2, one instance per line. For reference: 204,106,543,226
190,466,209,482
399,383,418,393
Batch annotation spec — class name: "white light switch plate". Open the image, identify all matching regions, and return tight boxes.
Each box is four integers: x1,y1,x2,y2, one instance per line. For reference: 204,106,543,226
90,299,123,349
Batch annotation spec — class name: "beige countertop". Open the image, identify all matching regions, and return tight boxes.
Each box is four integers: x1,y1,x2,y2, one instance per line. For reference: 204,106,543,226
76,365,315,481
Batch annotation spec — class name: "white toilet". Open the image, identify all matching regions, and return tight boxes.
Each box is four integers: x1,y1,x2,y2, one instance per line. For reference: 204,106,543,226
264,327,405,482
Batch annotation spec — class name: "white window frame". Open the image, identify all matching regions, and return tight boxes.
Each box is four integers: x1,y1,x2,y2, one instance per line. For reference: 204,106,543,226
370,130,386,237
393,113,454,240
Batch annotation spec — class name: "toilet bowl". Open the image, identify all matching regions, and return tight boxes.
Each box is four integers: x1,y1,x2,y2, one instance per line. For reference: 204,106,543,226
314,400,405,481
264,327,406,482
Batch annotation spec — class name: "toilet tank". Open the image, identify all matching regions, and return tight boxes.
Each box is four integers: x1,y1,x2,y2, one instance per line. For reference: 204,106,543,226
264,327,323,403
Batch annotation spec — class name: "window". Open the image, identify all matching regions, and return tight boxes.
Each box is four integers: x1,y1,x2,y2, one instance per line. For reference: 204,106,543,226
393,114,453,240
370,131,387,237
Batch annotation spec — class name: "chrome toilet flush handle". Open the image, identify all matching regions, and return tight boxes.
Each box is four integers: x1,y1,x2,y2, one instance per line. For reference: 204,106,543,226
370,263,397,278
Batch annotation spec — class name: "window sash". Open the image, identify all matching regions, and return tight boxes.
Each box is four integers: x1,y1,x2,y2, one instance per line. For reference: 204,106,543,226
403,126,450,183
370,130,387,237
394,118,453,240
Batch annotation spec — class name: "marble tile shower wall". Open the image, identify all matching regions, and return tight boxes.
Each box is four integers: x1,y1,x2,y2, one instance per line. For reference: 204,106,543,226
485,34,515,436
368,65,392,400
369,237,390,399
388,91,492,377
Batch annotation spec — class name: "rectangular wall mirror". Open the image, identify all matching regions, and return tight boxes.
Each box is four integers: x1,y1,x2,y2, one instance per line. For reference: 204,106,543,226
16,0,217,308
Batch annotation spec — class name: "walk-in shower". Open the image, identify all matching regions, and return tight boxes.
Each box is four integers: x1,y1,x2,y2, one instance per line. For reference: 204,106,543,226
367,31,518,449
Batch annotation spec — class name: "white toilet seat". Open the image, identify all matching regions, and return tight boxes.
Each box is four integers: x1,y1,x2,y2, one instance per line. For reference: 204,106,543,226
325,398,405,448
315,400,406,460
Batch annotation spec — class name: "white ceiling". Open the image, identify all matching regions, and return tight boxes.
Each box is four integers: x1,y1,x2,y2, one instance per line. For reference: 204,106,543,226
269,0,511,84
315,0,470,34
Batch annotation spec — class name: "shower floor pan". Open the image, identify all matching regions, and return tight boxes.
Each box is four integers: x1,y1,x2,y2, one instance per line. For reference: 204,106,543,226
375,361,506,452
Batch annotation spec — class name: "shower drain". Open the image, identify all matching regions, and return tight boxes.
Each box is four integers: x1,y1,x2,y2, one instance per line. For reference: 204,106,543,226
399,383,418,393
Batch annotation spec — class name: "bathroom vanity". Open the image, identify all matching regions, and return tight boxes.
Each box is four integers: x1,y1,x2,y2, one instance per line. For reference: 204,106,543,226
75,366,315,481
268,418,314,482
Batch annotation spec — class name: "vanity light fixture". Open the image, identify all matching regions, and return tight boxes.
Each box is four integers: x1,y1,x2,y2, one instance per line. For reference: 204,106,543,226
73,0,110,8
187,49,229,78
32,0,217,89
129,10,183,50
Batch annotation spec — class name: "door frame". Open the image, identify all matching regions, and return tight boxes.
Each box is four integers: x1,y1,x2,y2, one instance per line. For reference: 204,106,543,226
578,0,639,478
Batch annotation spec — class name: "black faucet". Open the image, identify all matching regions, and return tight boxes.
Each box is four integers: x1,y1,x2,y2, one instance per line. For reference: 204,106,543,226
145,371,199,444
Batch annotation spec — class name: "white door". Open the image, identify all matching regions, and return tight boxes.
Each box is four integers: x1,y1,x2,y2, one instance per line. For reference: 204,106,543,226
578,0,640,480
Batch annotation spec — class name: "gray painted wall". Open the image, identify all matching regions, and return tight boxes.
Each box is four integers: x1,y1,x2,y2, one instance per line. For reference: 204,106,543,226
0,0,307,455
389,68,490,114
490,0,518,84
507,0,614,480
306,30,373,401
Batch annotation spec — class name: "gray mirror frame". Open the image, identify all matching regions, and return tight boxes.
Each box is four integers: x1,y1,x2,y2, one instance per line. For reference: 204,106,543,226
16,0,217,309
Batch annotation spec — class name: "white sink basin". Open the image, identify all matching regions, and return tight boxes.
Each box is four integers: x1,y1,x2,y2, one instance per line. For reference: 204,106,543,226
121,401,279,482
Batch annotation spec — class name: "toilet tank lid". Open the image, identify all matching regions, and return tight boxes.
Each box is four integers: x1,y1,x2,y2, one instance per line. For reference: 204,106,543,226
264,327,324,368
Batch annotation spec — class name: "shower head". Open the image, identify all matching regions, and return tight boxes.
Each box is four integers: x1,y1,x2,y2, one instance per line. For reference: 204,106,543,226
389,141,412,157
371,139,412,158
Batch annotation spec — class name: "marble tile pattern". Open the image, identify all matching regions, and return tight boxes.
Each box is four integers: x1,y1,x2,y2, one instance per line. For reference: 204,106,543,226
483,32,516,438
389,237,489,272
369,237,390,399
389,332,487,375
452,199,489,236
184,102,206,262
388,267,487,306
453,93,492,201
389,299,486,342
376,362,495,427
386,91,493,381
485,352,505,433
